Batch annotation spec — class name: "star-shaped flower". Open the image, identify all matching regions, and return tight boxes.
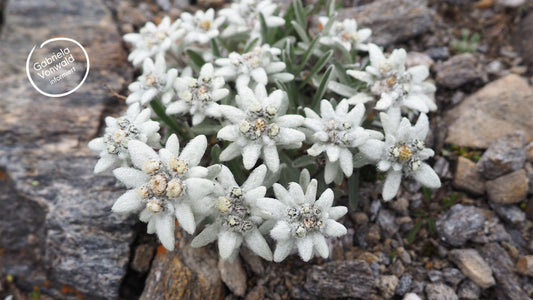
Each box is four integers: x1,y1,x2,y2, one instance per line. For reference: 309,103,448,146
318,17,372,52
180,8,225,44
111,134,217,250
217,84,305,172
347,44,436,123
126,54,177,105
355,113,441,201
88,103,161,173
191,165,273,261
215,45,294,89
166,63,229,125
219,0,285,40
304,99,383,184
257,179,347,262
124,16,184,66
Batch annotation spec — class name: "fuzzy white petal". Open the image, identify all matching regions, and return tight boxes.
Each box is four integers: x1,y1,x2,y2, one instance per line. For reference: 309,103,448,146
323,219,347,237
313,233,329,258
413,163,441,188
112,190,144,213
274,240,295,262
218,231,243,260
174,203,196,234
180,135,207,166
245,228,273,261
113,167,150,188
383,170,402,201
191,224,220,247
155,214,175,251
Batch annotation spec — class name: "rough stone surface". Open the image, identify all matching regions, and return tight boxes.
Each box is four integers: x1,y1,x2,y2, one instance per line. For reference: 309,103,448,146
425,283,458,300
491,204,526,225
486,169,529,204
218,257,247,297
304,260,377,298
140,237,224,300
512,12,533,69
480,243,530,300
377,275,399,299
0,0,133,298
336,0,433,47
452,157,485,195
436,204,485,247
378,209,399,237
476,131,527,180
395,274,412,296
442,268,465,287
457,280,481,300
445,74,533,148
516,256,533,277
449,249,495,288
526,142,533,162
435,54,484,89
132,244,156,273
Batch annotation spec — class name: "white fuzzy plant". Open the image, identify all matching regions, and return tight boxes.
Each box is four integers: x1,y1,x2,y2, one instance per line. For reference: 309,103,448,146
89,0,441,262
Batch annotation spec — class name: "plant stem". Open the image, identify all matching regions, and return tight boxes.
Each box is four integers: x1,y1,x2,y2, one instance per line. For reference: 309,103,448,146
348,169,360,212
150,99,193,140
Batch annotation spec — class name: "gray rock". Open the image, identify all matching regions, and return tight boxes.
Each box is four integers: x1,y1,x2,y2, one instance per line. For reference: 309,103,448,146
526,142,533,162
449,249,495,289
480,243,530,300
336,0,433,47
218,257,247,297
445,74,533,148
433,157,452,180
370,199,382,222
0,0,134,298
425,283,458,300
304,260,377,298
513,13,533,69
476,131,526,180
427,270,443,283
452,157,485,195
491,203,526,225
395,274,412,296
512,11,533,68
457,280,481,300
470,217,512,244
140,235,224,300
486,169,529,204
436,204,485,246
425,47,450,61
442,268,465,287
435,54,484,89
378,209,399,237
377,275,399,299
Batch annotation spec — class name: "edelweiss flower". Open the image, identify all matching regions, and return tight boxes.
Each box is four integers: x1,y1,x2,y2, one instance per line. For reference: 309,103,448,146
166,63,229,125
111,134,216,250
304,99,383,184
318,17,371,52
219,0,285,39
180,9,225,44
191,165,273,261
124,16,184,66
356,113,441,201
347,44,436,122
217,84,305,172
126,55,177,105
257,179,347,262
88,103,161,173
215,45,294,88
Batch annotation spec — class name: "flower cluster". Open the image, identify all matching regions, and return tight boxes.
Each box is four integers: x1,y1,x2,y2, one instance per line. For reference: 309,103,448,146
89,0,442,263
